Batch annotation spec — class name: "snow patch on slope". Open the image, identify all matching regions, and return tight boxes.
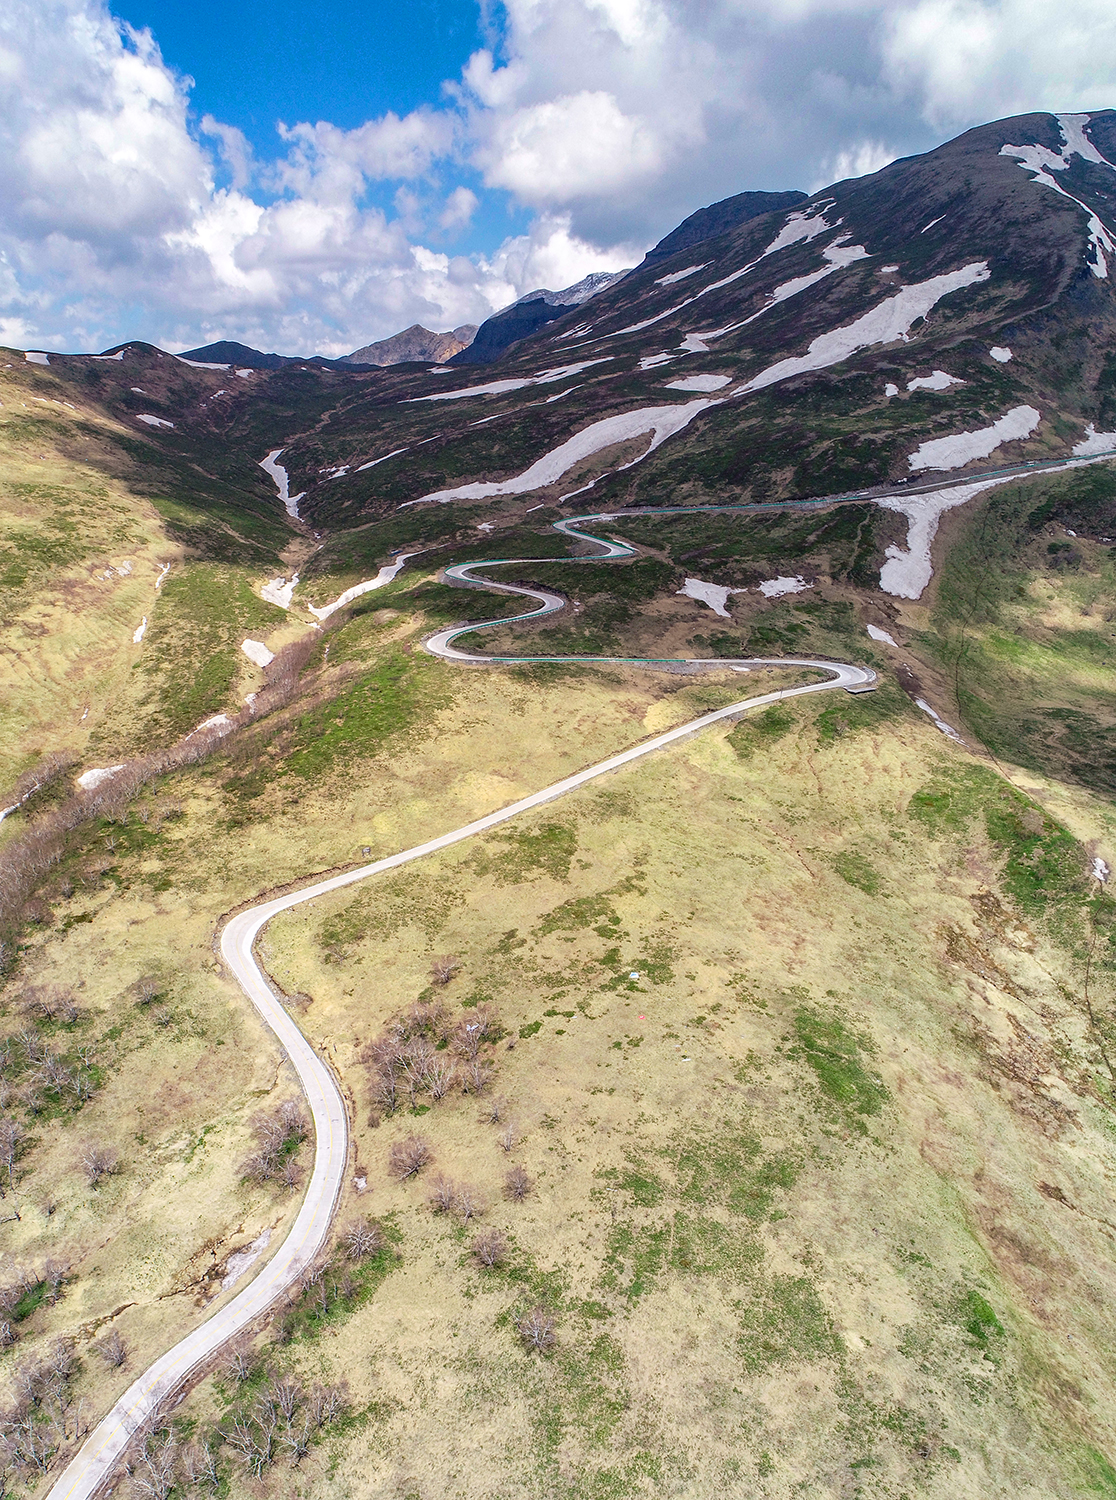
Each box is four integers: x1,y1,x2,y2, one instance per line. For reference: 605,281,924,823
404,401,719,506
261,575,298,609
1073,424,1116,456
136,413,173,428
308,555,418,620
407,360,610,403
655,263,709,287
1001,115,1116,277
907,370,964,392
241,640,274,668
664,374,731,392
907,405,1040,471
676,578,744,616
737,263,990,394
759,576,812,598
989,347,1012,362
259,449,304,520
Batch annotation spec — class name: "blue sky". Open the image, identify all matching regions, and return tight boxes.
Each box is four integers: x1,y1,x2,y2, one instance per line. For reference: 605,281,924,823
3,0,1116,356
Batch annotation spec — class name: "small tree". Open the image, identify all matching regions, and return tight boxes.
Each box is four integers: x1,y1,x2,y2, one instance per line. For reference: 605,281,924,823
504,1163,532,1201
498,1123,518,1154
471,1229,507,1270
388,1133,432,1181
80,1142,118,1189
223,1338,255,1384
456,1184,483,1223
517,1306,557,1354
95,1329,127,1369
342,1217,383,1260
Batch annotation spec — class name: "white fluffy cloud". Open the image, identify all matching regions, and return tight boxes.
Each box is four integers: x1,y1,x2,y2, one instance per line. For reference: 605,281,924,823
3,0,1116,355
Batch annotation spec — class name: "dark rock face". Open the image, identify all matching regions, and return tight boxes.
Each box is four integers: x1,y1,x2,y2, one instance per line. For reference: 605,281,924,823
640,189,808,265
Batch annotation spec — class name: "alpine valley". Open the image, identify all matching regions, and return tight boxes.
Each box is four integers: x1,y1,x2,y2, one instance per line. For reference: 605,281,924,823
4,110,1116,1500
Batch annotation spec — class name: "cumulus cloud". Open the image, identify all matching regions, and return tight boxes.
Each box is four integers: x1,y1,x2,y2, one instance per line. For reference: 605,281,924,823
2,0,1116,355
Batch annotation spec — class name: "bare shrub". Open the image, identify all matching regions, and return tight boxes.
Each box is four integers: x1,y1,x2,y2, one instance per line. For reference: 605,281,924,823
472,1228,507,1269
0,1318,16,1348
42,1256,68,1302
95,1329,127,1368
223,1338,255,1384
498,1123,518,1153
483,1095,508,1124
182,1441,219,1489
461,1059,493,1095
427,1055,456,1099
279,1159,303,1194
504,1164,532,1201
0,1116,23,1194
241,1101,308,1185
517,1306,558,1354
308,1381,348,1427
80,1142,118,1188
388,1133,432,1181
427,1174,458,1214
456,1184,483,1223
342,1217,383,1261
133,975,162,1007
430,955,459,987
132,1428,177,1500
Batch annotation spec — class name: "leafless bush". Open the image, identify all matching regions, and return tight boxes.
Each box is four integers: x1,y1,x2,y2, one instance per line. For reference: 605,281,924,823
498,1123,518,1153
80,1142,118,1188
42,1257,68,1302
517,1306,557,1354
133,975,162,1007
471,1229,508,1269
456,1184,483,1223
451,1005,499,1061
504,1164,532,1202
95,1329,127,1368
279,1158,302,1193
182,1440,219,1489
132,1427,177,1500
308,1381,348,1428
461,1058,493,1095
430,955,459,987
0,1116,23,1194
483,1095,508,1124
389,1133,432,1181
0,1318,16,1348
223,1338,255,1384
427,1055,456,1099
427,1173,458,1214
241,1100,308,1185
342,1217,383,1260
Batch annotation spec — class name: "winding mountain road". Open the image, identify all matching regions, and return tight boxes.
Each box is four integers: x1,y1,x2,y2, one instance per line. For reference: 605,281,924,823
46,519,879,1500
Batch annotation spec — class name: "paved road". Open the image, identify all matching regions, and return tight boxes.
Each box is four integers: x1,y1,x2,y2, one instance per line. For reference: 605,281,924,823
46,524,877,1500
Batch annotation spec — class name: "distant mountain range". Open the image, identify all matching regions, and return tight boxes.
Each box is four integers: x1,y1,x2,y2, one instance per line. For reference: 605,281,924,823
339,324,478,367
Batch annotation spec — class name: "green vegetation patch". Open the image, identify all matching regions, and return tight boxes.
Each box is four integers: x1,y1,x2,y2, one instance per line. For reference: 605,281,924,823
792,1005,889,1125
473,821,579,885
831,849,881,895
729,704,795,759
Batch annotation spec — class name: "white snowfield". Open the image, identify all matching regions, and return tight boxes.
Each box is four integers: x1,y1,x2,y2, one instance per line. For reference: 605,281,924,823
76,766,124,791
877,477,1017,598
407,360,610,403
664,374,731,392
357,447,409,472
91,351,126,361
1093,857,1110,884
737,263,990,394
155,563,170,589
259,449,305,520
915,697,965,745
654,263,709,286
261,575,298,609
307,554,419,620
735,240,870,332
1001,113,1116,277
639,353,675,369
136,414,173,429
175,356,229,370
866,623,898,646
403,399,718,506
885,382,900,398
25,351,49,365
907,370,964,392
1073,424,1116,456
676,578,744,616
241,640,275,669
989,347,1012,362
907,405,1040,471
132,618,147,644
759,576,812,598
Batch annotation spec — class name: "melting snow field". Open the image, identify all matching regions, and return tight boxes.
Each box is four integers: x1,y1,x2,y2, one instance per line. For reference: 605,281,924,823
77,766,124,790
990,347,1013,363
308,554,418,621
222,1230,272,1291
260,575,298,609
907,405,1040,471
24,351,49,365
737,263,990,394
866,623,898,646
676,578,744,616
1073,424,1116,456
241,639,275,668
907,370,964,392
260,449,305,520
155,563,170,588
405,400,719,505
664,374,731,392
1001,115,1116,277
885,382,900,398
915,698,965,744
876,478,1015,598
136,414,173,428
759,576,812,598
639,354,675,370
655,263,709,286
408,360,610,402
1093,857,1110,883
132,617,147,643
